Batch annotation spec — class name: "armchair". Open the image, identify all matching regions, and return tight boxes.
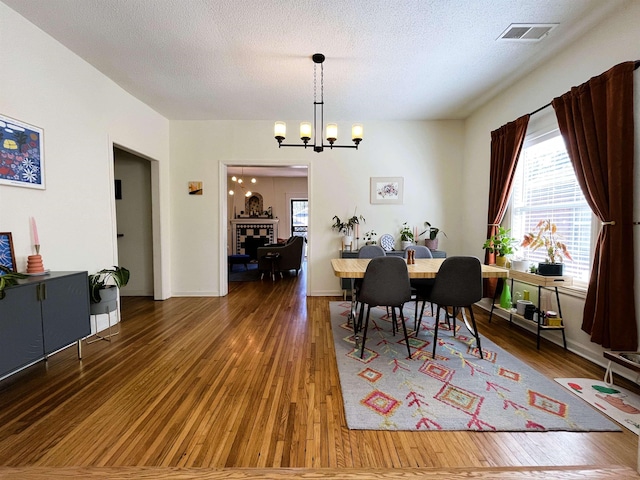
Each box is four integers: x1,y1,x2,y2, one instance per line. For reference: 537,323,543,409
257,236,305,276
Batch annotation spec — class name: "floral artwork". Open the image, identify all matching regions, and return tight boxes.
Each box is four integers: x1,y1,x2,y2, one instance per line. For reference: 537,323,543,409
0,114,45,189
370,177,403,204
0,233,16,273
377,182,398,198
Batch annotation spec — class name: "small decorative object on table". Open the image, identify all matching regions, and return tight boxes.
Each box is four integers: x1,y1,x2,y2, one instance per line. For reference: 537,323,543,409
27,217,46,274
379,233,395,252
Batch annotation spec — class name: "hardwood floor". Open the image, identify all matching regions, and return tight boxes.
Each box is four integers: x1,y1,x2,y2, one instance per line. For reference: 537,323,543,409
0,266,638,478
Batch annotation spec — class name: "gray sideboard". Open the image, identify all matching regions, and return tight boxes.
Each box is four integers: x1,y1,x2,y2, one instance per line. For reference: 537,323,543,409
339,249,446,295
0,271,91,380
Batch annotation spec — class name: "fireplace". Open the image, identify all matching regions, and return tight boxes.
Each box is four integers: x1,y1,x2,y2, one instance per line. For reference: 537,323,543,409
231,219,279,256
244,236,269,260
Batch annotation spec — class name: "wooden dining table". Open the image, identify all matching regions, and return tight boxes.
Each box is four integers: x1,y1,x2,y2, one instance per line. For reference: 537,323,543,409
331,257,508,279
331,257,509,329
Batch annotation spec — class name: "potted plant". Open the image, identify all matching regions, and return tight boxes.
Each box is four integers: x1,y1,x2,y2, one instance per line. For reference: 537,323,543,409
419,221,447,250
363,230,377,245
332,211,365,250
399,222,414,250
0,266,27,300
521,219,572,276
483,226,518,267
89,266,130,314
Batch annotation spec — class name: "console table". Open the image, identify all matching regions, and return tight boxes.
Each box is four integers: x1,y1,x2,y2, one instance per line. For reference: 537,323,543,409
489,268,570,350
339,249,446,298
0,271,91,380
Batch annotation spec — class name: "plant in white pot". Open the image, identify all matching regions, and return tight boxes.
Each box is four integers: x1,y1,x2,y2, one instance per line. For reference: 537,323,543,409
419,221,447,250
331,211,365,250
399,222,414,250
521,219,572,276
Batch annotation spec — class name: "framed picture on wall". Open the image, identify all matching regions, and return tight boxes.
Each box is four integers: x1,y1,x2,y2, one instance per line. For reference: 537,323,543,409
188,181,203,195
0,114,45,189
370,177,403,205
0,232,16,273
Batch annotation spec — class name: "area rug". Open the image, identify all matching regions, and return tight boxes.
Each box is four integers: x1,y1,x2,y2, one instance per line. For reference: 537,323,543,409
555,378,640,434
329,301,620,432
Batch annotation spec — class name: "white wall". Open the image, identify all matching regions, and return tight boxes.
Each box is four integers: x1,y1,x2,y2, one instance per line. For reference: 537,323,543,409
170,119,464,296
0,3,171,299
462,0,640,376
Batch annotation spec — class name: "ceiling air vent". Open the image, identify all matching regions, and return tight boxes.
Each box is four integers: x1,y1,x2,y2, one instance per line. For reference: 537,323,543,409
497,23,558,42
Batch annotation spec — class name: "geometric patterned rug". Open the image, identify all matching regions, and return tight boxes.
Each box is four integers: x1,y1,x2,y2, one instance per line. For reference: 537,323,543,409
330,301,621,432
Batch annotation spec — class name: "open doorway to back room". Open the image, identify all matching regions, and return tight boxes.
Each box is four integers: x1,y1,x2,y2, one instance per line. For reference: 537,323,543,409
226,165,308,287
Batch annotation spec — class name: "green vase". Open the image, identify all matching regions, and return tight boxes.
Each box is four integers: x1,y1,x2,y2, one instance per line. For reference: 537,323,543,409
500,282,512,309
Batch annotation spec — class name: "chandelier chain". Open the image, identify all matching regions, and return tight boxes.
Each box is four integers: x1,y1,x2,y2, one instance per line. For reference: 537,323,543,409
320,62,324,102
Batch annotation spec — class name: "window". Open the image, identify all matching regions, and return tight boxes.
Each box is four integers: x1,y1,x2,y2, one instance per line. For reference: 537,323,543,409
290,199,308,238
509,127,593,284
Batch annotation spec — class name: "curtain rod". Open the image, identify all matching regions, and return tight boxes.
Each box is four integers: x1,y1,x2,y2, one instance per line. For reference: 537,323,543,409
528,60,640,117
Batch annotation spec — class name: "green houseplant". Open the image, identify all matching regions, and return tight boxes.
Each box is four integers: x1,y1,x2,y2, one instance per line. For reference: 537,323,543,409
89,266,130,306
0,266,27,300
363,230,377,245
521,219,572,276
399,222,414,242
419,221,447,250
399,222,414,249
331,210,365,249
483,226,518,267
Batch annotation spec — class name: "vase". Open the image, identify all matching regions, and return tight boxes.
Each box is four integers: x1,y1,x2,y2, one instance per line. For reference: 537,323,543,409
499,282,512,309
401,241,412,250
424,238,438,250
342,235,353,250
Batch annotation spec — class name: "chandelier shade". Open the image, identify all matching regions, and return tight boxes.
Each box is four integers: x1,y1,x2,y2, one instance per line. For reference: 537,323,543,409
274,53,363,153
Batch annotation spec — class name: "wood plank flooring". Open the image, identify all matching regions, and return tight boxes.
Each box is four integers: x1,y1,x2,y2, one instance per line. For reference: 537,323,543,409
0,265,638,478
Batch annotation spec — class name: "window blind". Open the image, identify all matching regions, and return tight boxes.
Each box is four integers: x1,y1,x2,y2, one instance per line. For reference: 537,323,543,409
511,134,592,282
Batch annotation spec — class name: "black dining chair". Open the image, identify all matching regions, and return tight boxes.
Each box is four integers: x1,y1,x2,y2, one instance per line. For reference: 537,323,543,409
420,256,484,360
357,256,413,359
404,245,435,327
353,245,386,332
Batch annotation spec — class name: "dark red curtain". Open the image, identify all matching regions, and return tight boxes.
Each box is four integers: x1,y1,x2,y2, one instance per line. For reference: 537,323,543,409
484,115,530,298
552,61,636,350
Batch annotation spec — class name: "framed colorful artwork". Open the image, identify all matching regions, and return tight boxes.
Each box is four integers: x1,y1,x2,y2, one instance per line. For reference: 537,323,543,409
0,114,45,189
370,177,403,205
0,232,16,273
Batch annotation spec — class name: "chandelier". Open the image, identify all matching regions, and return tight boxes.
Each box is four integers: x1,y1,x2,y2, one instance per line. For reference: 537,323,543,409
274,53,363,153
228,167,256,197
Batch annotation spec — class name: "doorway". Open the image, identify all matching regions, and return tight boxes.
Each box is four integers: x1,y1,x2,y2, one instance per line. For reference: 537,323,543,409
113,147,154,297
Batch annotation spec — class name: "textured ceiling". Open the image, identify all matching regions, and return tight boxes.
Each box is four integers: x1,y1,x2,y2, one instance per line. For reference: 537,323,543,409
1,0,628,122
